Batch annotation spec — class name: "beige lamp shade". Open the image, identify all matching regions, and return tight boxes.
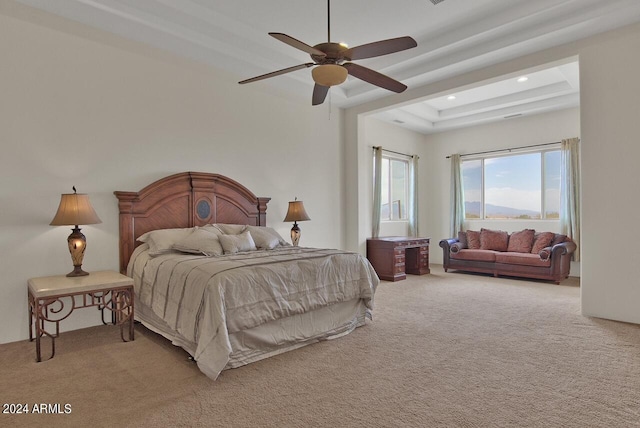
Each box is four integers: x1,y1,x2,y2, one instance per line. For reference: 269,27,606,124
312,64,348,87
283,200,311,222
50,193,102,226
50,190,102,277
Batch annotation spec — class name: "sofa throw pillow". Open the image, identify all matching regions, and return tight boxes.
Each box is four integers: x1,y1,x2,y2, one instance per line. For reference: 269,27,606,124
480,228,509,251
466,230,481,249
173,227,223,257
219,230,257,254
507,229,535,253
551,234,567,246
538,247,552,261
457,231,468,249
531,232,555,254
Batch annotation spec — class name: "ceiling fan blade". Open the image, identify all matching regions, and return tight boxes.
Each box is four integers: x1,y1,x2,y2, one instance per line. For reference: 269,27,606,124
312,84,330,105
239,63,315,84
343,63,407,93
269,33,327,57
344,36,417,61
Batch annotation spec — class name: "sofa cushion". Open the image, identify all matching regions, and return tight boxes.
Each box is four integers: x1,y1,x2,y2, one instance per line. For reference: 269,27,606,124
507,229,535,253
495,252,551,267
480,228,509,251
466,230,481,249
450,249,497,262
531,232,555,253
551,234,568,246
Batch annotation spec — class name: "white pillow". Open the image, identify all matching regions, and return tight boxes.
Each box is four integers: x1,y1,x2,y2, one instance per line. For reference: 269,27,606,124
173,227,224,256
209,223,248,235
246,225,289,249
138,227,195,256
219,230,257,254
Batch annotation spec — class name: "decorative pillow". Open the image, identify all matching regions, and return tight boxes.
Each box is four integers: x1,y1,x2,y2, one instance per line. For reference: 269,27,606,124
466,230,481,249
551,234,567,246
210,223,248,235
457,231,468,249
480,228,509,251
531,232,555,254
539,247,551,261
450,242,464,254
138,227,195,256
219,230,257,254
246,225,289,250
507,229,535,253
173,227,223,256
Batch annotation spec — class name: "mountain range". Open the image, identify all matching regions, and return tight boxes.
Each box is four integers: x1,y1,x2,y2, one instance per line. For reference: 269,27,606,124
465,201,540,218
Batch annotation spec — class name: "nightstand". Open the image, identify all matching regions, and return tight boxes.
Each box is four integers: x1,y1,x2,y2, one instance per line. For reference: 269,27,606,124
28,270,134,362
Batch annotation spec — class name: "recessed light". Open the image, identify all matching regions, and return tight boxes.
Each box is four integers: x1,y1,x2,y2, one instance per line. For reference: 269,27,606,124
517,76,529,83
447,95,456,100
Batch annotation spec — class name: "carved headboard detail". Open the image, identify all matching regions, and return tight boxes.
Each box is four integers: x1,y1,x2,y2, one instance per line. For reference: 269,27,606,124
114,172,270,274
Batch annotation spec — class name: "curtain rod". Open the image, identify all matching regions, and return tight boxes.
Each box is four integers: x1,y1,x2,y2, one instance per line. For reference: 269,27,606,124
372,146,416,158
445,141,560,159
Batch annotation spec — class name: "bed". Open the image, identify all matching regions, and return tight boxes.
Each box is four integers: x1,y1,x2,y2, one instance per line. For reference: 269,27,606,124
114,172,379,380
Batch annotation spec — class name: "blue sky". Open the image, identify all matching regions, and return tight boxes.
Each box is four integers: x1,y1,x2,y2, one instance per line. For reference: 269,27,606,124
462,151,560,213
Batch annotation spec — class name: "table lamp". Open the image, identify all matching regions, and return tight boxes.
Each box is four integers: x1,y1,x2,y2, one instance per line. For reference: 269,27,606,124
50,187,102,277
283,197,310,246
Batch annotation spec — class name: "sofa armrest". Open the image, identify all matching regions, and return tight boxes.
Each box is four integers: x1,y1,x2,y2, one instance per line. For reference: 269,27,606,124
550,240,577,256
439,239,459,270
539,241,576,260
439,238,459,250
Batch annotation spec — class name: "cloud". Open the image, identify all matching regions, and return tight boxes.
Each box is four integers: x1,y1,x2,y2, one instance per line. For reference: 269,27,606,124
485,187,541,212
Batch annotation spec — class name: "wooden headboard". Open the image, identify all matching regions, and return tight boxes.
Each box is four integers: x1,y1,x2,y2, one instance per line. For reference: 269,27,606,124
114,172,270,274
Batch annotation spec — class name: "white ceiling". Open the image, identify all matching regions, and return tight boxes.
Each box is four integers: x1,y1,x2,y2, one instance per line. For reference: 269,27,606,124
14,0,640,134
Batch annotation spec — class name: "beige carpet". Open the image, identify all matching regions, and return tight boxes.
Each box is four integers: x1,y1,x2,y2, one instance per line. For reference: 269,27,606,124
2,266,639,428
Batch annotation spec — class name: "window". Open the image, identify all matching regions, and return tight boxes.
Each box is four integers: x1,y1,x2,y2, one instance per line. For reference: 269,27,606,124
462,148,560,220
379,156,409,220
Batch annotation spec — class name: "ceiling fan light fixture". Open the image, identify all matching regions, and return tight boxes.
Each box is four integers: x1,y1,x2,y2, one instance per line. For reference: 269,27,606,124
312,64,348,87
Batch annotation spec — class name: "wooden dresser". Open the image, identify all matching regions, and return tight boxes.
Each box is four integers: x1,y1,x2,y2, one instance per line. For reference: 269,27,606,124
366,237,430,281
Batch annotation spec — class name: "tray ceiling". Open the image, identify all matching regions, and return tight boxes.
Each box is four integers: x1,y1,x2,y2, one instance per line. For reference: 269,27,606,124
13,0,640,133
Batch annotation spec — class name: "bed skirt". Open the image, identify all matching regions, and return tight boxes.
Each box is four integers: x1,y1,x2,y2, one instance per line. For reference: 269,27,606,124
135,297,369,376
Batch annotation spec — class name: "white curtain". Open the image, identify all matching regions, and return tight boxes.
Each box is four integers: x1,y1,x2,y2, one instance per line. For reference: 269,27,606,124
450,154,465,237
372,146,383,238
560,137,581,261
408,155,419,237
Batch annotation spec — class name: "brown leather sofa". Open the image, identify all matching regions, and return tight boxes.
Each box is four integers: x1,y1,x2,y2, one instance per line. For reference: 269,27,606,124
439,229,576,284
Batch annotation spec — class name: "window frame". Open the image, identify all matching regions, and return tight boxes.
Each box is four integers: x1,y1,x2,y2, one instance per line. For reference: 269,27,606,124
462,145,561,221
380,153,410,222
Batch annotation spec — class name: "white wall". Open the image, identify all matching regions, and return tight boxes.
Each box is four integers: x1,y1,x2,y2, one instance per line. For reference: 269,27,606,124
0,4,344,343
346,23,640,325
424,108,580,271
579,24,640,323
360,118,429,241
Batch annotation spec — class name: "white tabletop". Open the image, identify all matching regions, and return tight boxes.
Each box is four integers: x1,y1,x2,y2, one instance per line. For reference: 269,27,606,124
28,270,133,298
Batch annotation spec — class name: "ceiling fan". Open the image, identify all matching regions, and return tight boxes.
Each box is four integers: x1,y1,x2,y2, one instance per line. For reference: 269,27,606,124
238,0,417,105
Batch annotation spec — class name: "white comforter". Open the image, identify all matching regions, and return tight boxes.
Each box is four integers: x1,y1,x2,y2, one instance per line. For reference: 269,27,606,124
128,246,378,379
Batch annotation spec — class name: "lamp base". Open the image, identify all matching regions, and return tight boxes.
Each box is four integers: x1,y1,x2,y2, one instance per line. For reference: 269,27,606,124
66,226,89,277
66,266,89,277
291,222,301,247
